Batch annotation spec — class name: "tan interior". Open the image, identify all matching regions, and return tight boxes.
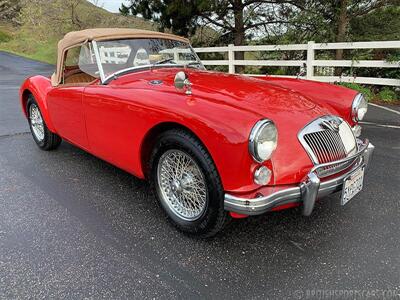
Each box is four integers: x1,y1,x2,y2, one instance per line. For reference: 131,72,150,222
63,66,96,84
64,73,95,84
64,71,95,84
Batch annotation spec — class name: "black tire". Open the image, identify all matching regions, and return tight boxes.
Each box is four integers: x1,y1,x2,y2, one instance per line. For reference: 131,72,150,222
27,95,62,151
150,129,229,237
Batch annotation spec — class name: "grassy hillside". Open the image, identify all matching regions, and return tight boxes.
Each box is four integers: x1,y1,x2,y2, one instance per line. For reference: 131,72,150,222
0,0,157,64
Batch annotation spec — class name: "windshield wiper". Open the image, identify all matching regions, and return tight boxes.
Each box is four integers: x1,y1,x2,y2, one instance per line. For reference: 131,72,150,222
153,58,176,65
103,63,186,84
186,61,202,69
103,65,153,84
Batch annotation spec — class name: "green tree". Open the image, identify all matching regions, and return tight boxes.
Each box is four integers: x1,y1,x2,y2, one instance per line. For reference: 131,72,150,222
350,5,400,41
120,0,303,72
272,0,399,75
326,0,398,60
121,0,200,36
284,0,399,57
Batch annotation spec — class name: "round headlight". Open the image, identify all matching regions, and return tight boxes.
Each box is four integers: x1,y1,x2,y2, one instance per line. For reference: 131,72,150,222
351,94,368,121
249,119,278,162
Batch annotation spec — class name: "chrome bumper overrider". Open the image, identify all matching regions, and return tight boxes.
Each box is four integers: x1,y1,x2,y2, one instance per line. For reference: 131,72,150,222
224,140,374,216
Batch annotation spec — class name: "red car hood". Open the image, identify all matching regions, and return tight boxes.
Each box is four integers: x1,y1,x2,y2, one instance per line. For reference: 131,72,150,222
186,70,319,113
113,68,333,118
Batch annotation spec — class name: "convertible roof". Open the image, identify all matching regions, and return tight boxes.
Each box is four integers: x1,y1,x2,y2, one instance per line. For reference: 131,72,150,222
52,28,189,86
58,28,189,50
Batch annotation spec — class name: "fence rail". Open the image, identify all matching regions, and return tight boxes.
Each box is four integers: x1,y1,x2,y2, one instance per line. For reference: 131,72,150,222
193,41,400,86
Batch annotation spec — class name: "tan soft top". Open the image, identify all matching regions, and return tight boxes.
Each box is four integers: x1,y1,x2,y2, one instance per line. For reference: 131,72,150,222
52,28,189,86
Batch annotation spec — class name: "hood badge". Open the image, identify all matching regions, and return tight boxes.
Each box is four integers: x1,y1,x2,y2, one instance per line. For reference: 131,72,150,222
320,117,341,132
149,80,163,85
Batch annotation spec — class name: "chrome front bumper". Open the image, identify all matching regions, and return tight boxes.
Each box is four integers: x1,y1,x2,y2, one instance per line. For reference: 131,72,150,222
224,140,375,216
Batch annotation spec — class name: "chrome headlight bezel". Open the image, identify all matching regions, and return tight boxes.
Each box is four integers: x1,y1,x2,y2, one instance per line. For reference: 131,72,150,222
249,119,278,162
351,93,368,122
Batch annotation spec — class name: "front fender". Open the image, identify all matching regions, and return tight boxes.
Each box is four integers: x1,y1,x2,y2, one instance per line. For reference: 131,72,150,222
20,76,57,132
254,77,358,126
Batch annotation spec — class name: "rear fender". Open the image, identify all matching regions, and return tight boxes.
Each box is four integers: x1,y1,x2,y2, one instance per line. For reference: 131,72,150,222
20,75,57,132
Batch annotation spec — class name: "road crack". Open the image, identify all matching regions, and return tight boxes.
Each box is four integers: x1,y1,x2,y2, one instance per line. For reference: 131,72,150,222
0,131,30,140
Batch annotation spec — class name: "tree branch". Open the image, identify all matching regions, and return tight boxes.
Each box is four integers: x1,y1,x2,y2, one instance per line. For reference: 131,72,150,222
201,14,234,30
352,0,390,16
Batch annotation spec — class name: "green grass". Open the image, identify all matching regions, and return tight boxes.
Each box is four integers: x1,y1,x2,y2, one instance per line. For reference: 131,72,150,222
0,32,57,64
0,30,12,43
0,0,156,64
0,0,215,63
0,0,216,64
378,87,398,103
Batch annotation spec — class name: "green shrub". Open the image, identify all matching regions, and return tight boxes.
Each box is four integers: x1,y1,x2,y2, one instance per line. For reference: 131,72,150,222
378,87,398,103
338,82,373,101
271,68,286,75
0,30,12,43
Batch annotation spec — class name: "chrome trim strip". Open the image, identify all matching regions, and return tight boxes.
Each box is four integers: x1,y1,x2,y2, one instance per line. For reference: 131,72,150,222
310,139,368,173
224,140,374,216
103,64,184,84
92,40,106,84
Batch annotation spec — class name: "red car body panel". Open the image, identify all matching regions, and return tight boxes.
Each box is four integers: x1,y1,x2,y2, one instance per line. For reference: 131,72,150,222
254,76,358,126
20,76,57,132
20,68,359,196
47,86,90,150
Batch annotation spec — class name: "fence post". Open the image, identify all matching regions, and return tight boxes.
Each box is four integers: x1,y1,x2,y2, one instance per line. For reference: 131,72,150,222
173,49,179,63
228,44,235,74
306,41,315,80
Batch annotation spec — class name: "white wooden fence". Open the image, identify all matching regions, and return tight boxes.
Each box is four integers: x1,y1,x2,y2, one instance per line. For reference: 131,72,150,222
193,41,400,87
99,46,130,64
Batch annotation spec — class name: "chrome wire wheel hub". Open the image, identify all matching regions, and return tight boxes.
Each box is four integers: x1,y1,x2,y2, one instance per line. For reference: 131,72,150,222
157,150,207,221
29,104,44,142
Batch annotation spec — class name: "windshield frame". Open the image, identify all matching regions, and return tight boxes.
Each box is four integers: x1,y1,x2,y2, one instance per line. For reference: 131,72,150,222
91,39,204,84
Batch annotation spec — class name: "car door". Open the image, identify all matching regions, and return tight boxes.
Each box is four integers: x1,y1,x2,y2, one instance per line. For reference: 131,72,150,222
81,41,142,174
47,86,88,149
47,45,90,149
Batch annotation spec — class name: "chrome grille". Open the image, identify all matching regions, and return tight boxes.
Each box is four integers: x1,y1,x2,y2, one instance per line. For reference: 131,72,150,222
298,115,358,177
303,130,347,164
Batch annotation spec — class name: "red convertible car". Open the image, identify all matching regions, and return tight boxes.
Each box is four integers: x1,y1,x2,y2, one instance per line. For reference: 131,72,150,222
20,28,374,237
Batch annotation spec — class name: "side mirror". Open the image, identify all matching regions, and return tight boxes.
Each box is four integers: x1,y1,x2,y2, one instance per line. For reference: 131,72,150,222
174,71,192,95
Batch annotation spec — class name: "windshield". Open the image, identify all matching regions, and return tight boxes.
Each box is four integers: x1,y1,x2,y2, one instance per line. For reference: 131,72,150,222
90,38,203,80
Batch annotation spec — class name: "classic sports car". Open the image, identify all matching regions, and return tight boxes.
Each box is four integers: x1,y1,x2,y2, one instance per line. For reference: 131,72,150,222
20,28,374,237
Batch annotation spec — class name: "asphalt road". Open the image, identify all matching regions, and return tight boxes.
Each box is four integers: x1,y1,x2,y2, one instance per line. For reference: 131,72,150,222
1,51,399,299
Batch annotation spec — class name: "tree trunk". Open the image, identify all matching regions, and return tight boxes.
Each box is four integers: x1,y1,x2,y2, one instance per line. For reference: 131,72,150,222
233,0,245,73
335,0,349,75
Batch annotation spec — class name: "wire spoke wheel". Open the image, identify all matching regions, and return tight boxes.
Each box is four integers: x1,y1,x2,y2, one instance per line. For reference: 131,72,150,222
29,104,45,142
157,149,208,221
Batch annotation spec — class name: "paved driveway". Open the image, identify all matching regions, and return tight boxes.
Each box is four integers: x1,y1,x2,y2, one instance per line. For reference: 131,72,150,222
0,51,399,299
